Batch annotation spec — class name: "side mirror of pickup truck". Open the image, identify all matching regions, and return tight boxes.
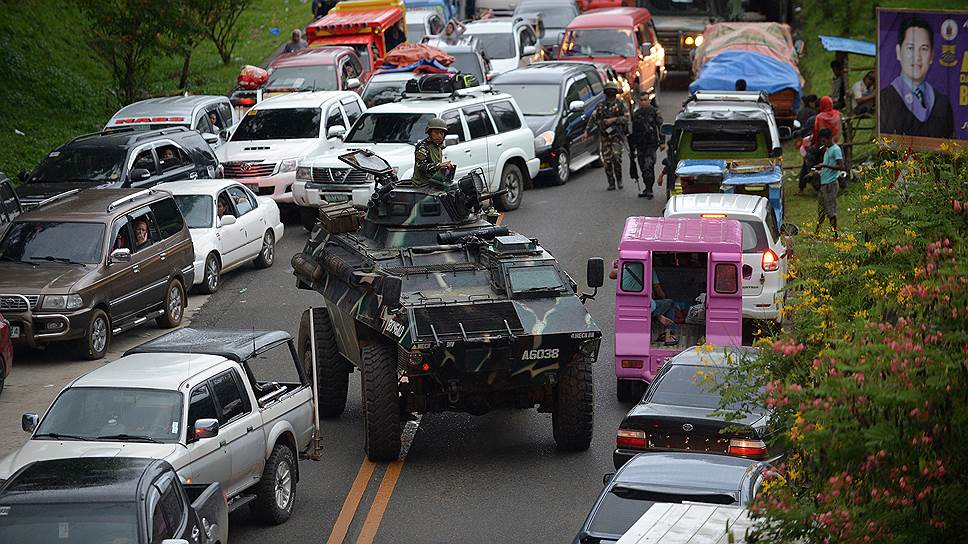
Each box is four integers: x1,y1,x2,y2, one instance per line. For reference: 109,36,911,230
194,418,220,440
22,413,39,433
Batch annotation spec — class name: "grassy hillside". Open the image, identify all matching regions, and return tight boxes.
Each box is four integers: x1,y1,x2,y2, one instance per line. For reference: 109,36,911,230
0,0,311,176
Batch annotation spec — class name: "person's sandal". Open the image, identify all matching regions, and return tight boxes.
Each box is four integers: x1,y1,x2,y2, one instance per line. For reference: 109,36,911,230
663,333,679,346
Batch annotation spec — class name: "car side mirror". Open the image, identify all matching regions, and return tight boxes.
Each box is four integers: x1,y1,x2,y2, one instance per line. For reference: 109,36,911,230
569,100,585,112
661,123,673,136
586,257,604,288
194,418,219,440
129,168,151,183
346,77,361,90
781,223,800,236
201,132,220,145
778,126,792,140
218,214,237,227
640,42,652,56
792,119,801,130
110,248,131,263
219,128,231,141
444,134,459,147
327,125,347,140
22,413,39,433
603,472,615,486
17,170,29,183
522,45,537,57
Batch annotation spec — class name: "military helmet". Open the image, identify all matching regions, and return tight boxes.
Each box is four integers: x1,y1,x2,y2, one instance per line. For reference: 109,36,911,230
604,81,621,95
426,117,449,133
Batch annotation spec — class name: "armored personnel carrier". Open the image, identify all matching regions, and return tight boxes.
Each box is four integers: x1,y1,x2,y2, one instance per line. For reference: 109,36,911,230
292,150,604,461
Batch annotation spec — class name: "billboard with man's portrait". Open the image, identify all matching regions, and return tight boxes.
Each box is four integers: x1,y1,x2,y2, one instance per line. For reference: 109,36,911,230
877,8,967,150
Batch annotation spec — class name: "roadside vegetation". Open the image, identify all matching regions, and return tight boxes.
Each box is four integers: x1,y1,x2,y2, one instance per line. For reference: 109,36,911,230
0,0,309,176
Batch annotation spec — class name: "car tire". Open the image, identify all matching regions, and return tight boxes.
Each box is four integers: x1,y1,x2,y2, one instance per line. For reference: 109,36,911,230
156,279,185,328
361,343,401,462
79,308,111,360
300,207,317,232
199,253,221,294
254,230,275,268
298,307,349,418
616,379,645,403
553,358,593,451
496,163,523,211
253,443,296,525
0,356,7,395
550,148,570,186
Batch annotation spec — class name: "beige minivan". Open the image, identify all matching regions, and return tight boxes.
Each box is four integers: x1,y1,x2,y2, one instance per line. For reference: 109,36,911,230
0,188,195,359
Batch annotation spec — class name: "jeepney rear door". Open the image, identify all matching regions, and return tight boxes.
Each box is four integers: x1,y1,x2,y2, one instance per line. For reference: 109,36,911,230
706,251,742,345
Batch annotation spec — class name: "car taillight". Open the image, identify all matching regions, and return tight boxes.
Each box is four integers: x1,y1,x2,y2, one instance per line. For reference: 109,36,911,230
728,438,768,459
621,359,643,368
762,249,780,272
617,429,647,448
235,97,256,106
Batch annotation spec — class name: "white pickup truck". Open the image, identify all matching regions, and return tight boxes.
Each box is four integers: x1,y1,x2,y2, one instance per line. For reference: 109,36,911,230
0,328,316,525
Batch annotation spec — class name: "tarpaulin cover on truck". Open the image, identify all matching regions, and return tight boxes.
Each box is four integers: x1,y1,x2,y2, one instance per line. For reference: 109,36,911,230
692,21,800,81
688,50,801,112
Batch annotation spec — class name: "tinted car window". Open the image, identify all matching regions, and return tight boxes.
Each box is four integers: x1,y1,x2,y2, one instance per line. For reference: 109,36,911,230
157,145,191,173
346,113,433,144
266,66,338,92
561,29,636,57
173,195,213,229
210,370,248,423
493,83,560,116
29,147,126,183
149,487,175,543
156,478,184,540
187,383,219,434
232,108,322,141
463,106,495,139
449,52,485,83
216,103,234,127
648,364,737,409
343,99,363,125
0,221,105,264
587,72,604,95
441,110,465,142
227,186,255,215
150,198,185,238
588,487,656,537
326,105,345,131
573,77,593,100
361,78,412,107
132,148,158,174
487,101,522,132
470,33,515,59
0,182,18,219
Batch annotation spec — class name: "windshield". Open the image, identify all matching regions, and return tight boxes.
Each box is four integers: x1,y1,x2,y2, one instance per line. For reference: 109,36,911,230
346,113,434,144
231,107,321,141
450,52,485,82
36,387,183,443
173,195,213,229
0,502,138,544
361,79,411,108
0,222,105,265
647,0,712,14
493,84,560,115
650,365,748,410
516,5,578,28
508,265,564,295
561,29,636,57
468,32,515,59
29,147,126,184
588,486,735,537
266,65,338,91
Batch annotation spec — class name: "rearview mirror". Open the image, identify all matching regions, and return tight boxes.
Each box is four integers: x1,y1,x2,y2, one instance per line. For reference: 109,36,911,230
193,418,219,440
219,214,237,227
603,472,615,486
219,128,231,141
660,123,673,136
569,100,585,112
444,134,459,147
640,42,652,56
327,125,347,140
586,257,604,288
201,132,220,145
129,168,151,183
793,119,801,130
346,78,361,90
781,223,800,236
22,413,38,433
110,248,131,263
522,45,537,56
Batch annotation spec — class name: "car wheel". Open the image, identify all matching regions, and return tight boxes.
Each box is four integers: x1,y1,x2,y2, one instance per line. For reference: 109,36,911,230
253,443,296,525
616,379,645,403
156,279,185,328
553,357,594,451
254,230,275,268
300,207,318,232
199,253,221,294
496,163,523,211
551,148,570,186
361,343,401,462
79,308,110,360
298,307,349,418
0,356,7,395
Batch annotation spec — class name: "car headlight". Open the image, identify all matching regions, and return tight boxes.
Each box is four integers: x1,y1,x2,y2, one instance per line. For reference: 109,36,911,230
534,130,555,151
42,294,83,311
695,35,704,46
296,166,312,181
277,158,299,174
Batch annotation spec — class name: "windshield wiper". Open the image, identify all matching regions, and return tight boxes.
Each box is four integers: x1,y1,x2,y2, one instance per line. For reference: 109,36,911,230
33,432,90,441
0,255,36,266
96,433,162,444
596,50,629,58
30,255,85,265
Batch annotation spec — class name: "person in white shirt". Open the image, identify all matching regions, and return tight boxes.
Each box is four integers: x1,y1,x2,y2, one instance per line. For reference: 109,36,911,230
850,71,876,115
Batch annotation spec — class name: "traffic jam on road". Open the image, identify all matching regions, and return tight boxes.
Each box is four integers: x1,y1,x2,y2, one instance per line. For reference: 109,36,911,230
0,0,804,542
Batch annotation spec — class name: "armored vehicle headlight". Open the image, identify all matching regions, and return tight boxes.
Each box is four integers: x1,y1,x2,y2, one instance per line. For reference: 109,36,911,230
296,166,312,181
42,294,83,311
580,337,600,357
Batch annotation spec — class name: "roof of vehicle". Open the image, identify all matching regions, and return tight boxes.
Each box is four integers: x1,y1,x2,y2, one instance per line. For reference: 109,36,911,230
620,216,743,251
407,8,439,21
660,345,760,368
368,88,513,113
566,7,652,29
73,352,229,390
64,126,196,149
0,457,165,504
464,17,523,31
125,327,292,363
156,179,247,196
17,188,174,222
680,100,773,121
666,193,769,218
109,95,229,121
490,62,590,83
253,90,359,110
268,46,356,68
614,452,759,494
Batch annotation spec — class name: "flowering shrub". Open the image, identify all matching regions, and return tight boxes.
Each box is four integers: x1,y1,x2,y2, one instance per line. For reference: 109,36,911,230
717,148,968,542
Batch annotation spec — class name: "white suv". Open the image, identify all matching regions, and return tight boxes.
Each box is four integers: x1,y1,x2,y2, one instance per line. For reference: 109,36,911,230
462,17,544,77
665,193,788,323
293,86,539,229
216,91,366,206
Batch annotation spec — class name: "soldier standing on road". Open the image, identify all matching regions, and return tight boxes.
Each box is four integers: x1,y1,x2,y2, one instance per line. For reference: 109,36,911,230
588,82,629,191
628,94,666,199
412,118,455,189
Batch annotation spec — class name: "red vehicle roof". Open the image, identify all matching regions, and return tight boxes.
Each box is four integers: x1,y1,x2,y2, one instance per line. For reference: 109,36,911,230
269,47,355,68
566,7,651,29
307,8,400,35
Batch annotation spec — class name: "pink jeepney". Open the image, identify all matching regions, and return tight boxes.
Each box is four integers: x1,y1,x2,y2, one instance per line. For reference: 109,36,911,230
614,216,743,400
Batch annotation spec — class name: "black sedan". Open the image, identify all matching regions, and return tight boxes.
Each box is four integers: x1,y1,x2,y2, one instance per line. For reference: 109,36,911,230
574,452,769,544
491,62,604,185
614,346,777,469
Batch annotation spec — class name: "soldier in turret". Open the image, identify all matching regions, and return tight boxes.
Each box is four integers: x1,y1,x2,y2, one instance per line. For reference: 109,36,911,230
412,118,455,190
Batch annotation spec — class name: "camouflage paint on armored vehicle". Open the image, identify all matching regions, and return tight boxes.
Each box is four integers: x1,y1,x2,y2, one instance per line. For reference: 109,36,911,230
292,150,604,461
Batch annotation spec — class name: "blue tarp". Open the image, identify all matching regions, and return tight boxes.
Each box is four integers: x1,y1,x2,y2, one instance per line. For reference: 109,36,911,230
818,35,876,57
722,165,783,186
675,160,727,177
689,50,802,111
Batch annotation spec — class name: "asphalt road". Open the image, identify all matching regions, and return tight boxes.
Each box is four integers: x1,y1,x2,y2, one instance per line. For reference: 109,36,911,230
199,77,692,544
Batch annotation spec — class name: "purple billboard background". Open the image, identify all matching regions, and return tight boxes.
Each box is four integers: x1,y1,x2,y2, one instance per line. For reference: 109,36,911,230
878,9,967,145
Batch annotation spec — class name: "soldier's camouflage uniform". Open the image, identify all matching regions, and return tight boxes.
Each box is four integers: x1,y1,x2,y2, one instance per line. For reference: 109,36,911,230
628,104,664,197
589,98,629,189
412,137,446,189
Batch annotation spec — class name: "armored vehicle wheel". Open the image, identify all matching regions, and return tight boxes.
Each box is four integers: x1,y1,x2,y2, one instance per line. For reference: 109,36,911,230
496,163,523,211
616,379,645,403
553,358,594,451
300,207,317,231
361,343,401,462
298,308,349,417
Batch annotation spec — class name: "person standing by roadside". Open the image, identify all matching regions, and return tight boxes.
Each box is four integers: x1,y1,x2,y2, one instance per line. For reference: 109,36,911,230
812,128,846,240
830,59,848,110
588,82,629,191
284,29,307,53
628,94,665,199
797,94,818,129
